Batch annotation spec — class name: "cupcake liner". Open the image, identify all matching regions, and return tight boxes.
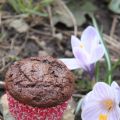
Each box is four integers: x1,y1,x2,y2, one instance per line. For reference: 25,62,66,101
7,93,68,120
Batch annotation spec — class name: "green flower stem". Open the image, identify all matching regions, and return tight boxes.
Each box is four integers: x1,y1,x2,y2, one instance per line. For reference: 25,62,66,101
90,14,112,84
95,62,100,82
75,98,84,115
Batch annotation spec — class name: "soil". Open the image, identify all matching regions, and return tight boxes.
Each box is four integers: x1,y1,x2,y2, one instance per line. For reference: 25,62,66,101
0,0,120,120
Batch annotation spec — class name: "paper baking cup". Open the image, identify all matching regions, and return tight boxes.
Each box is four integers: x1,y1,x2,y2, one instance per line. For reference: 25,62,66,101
7,93,68,120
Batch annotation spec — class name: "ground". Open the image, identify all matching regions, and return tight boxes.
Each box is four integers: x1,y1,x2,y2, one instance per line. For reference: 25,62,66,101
0,0,120,120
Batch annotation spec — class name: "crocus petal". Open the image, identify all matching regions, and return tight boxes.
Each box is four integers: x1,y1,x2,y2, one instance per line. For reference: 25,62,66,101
82,102,105,120
90,44,104,64
59,58,80,70
73,47,89,71
87,64,95,77
85,82,118,102
111,81,120,103
82,82,120,120
93,82,115,101
81,26,99,52
111,81,119,89
82,91,99,109
71,35,81,49
109,106,120,120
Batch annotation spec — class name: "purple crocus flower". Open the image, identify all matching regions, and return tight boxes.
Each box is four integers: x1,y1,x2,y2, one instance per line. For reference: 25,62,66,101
60,26,104,75
82,82,120,120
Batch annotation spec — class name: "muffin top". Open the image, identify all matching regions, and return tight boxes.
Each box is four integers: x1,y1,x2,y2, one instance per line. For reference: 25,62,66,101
5,56,74,108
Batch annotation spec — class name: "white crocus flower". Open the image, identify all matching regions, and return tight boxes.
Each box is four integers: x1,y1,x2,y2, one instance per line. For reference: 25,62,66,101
60,26,104,74
81,82,120,120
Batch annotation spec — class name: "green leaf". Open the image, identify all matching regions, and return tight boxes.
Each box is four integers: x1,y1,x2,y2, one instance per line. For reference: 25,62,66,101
75,98,84,115
108,0,120,14
91,14,112,84
8,0,20,12
8,0,48,16
41,0,54,6
25,9,48,17
52,0,97,27
67,0,97,26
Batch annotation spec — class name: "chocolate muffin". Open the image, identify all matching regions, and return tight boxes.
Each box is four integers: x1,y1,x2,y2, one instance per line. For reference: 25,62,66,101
5,56,74,108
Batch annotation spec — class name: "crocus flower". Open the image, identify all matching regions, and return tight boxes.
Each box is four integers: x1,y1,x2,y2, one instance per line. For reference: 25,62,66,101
81,82,120,120
60,26,104,74
111,81,120,102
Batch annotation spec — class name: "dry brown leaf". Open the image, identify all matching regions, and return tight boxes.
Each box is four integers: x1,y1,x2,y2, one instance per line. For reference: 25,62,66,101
9,19,29,33
51,0,74,27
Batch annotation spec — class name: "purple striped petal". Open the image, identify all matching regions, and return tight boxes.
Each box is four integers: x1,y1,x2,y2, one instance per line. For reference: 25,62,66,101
82,82,120,120
90,45,104,64
111,81,120,104
93,82,115,100
82,102,105,120
81,26,99,52
59,58,80,70
87,64,95,78
108,106,120,120
73,47,89,71
71,35,81,50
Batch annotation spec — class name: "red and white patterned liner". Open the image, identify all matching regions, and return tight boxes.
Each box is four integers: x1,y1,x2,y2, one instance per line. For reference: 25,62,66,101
7,93,68,120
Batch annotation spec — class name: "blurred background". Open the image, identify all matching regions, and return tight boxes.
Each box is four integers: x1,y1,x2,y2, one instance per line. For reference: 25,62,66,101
0,0,120,119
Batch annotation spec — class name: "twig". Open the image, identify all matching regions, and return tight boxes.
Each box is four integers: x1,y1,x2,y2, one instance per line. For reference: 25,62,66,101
0,39,27,72
110,15,118,38
103,34,120,52
2,58,5,68
30,28,52,36
0,12,2,26
0,62,11,73
10,38,15,50
1,14,28,20
16,33,28,56
47,5,56,37
0,45,19,50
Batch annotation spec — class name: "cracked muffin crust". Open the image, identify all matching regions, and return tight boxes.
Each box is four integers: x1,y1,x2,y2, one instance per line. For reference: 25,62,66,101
5,56,75,108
